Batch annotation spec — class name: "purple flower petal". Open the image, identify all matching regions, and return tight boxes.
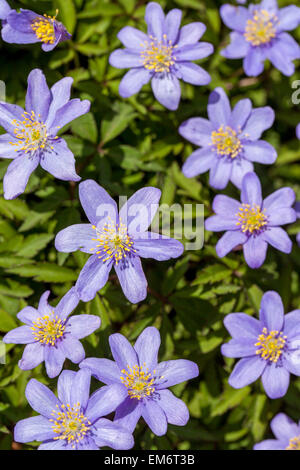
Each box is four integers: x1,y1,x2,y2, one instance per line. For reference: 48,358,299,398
55,286,79,320
260,0,278,14
243,48,265,77
80,358,121,384
109,332,138,370
229,98,252,129
14,416,54,444
175,43,213,61
263,227,292,254
241,172,262,206
283,310,300,338
40,138,80,182
55,223,96,254
75,255,112,303
119,68,152,98
3,154,39,200
7,9,37,32
243,235,268,269
18,342,44,370
205,215,238,232
134,326,160,371
254,440,285,450
0,0,10,20
0,134,20,159
221,338,256,357
115,256,148,304
267,209,296,227
207,87,231,128
282,351,300,377
44,344,66,378
271,413,300,441
1,23,37,44
230,159,254,189
182,147,214,177
157,389,189,426
242,107,275,140
57,370,76,404
3,325,34,344
45,77,73,128
85,383,127,423
242,141,277,164
109,49,142,69
164,8,182,44
221,32,249,59
114,397,142,432
38,440,67,450
120,187,161,234
278,6,300,32
228,356,266,388
259,291,284,331
156,359,199,389
263,187,295,211
179,117,214,147
49,99,90,134
25,69,50,122
68,315,100,339
224,313,261,339
212,194,241,216
134,233,183,261
145,2,164,41
17,306,39,325
117,26,148,49
60,335,85,364
79,179,118,227
94,418,134,450
296,123,300,140
176,22,206,47
25,379,59,419
151,74,181,111
38,291,51,316
261,363,290,399
70,369,91,410
209,158,232,190
175,62,211,86
141,399,168,436
216,231,248,257
220,4,250,32
267,40,295,76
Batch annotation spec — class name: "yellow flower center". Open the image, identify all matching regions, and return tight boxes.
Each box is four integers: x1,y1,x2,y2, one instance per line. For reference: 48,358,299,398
10,111,52,154
31,13,57,44
211,126,242,159
50,403,91,448
141,34,176,73
120,364,156,400
286,436,300,450
244,9,277,46
236,204,267,234
31,314,65,346
255,327,286,363
91,220,136,265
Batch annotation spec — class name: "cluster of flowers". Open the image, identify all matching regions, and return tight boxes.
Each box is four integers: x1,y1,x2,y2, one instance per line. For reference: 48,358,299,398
0,0,300,451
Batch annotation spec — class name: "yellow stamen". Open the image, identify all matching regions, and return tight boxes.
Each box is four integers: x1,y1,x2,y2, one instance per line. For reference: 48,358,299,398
236,203,267,234
120,364,156,400
31,313,65,346
50,403,91,449
286,436,300,450
141,34,176,73
10,111,52,154
91,219,136,265
211,126,242,159
244,9,277,46
255,327,286,363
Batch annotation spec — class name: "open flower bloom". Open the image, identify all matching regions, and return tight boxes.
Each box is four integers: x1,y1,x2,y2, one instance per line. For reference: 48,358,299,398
80,327,199,436
220,0,300,76
254,413,300,450
0,0,10,21
0,69,90,199
179,87,276,189
109,1,213,110
222,291,300,399
14,370,134,450
205,172,296,268
1,7,71,51
3,288,100,378
55,180,184,304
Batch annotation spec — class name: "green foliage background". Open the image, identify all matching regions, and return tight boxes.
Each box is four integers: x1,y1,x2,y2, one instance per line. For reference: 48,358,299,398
0,0,299,450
